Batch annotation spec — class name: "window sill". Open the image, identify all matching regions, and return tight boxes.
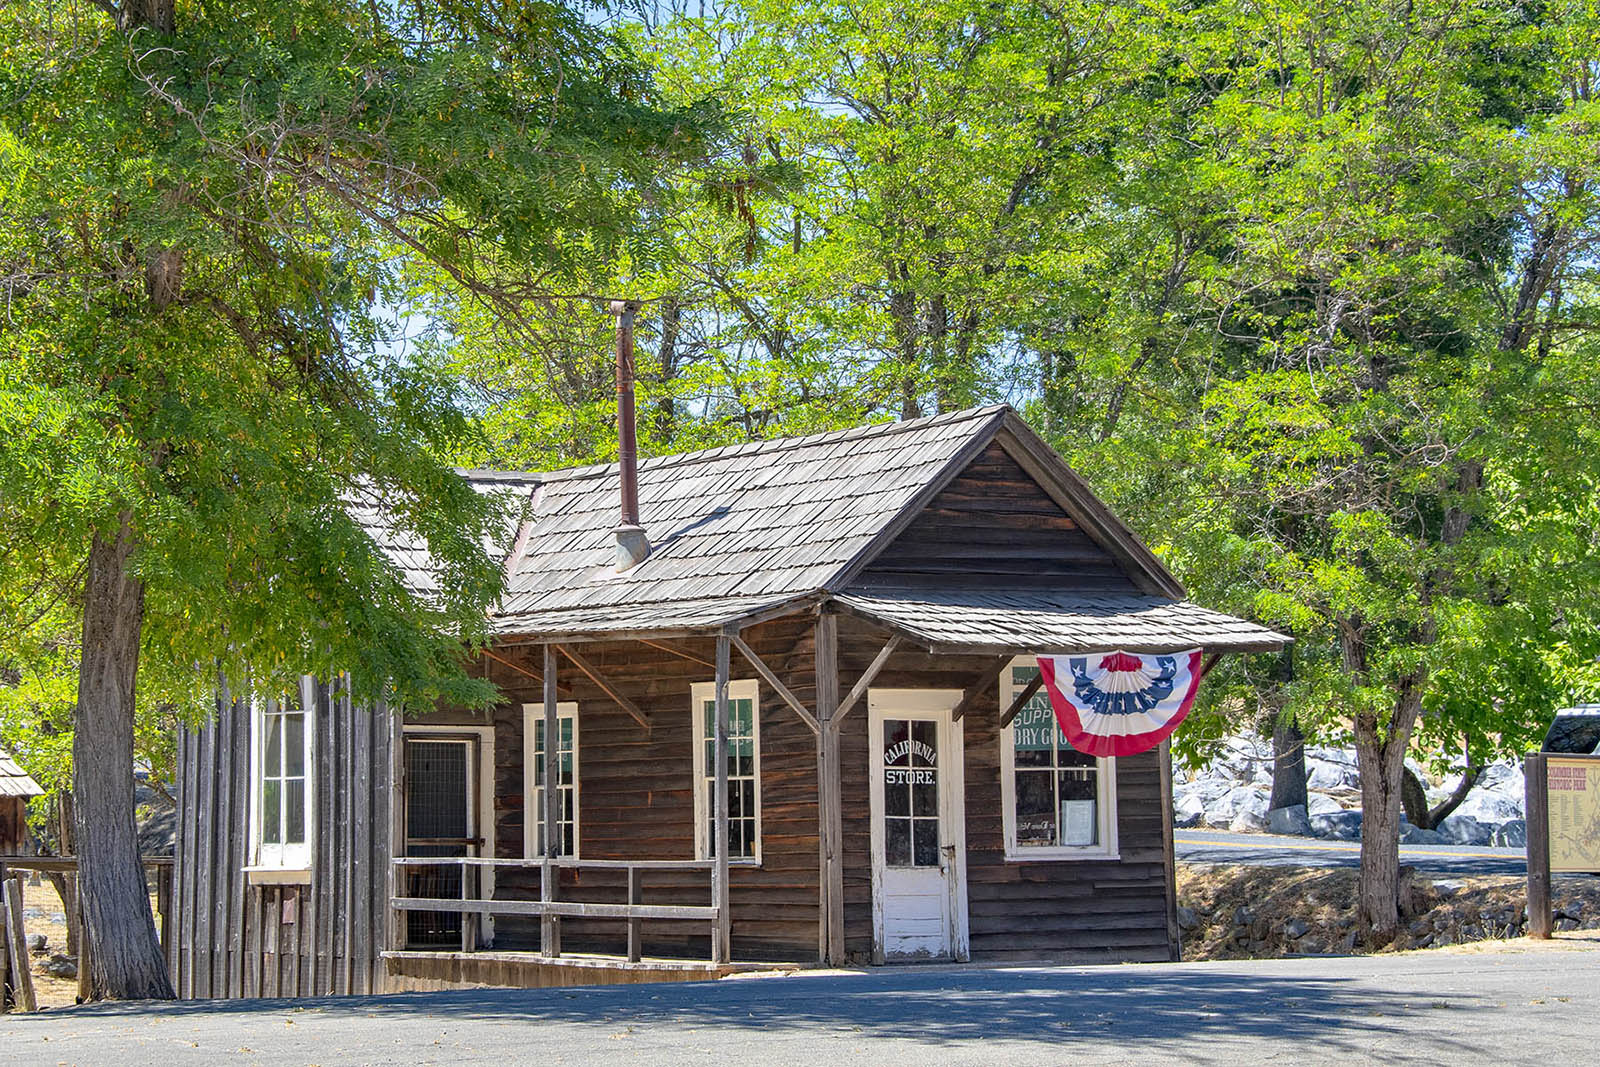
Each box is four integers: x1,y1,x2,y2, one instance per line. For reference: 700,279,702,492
700,857,763,868
245,866,313,885
1003,850,1120,864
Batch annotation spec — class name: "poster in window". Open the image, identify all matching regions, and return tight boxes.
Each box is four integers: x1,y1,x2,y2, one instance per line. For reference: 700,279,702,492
1059,800,1097,846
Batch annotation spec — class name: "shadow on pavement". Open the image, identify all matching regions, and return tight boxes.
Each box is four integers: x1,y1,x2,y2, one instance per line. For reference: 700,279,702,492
35,963,1491,1058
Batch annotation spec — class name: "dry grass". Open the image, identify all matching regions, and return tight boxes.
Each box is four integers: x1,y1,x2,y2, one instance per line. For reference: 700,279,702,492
11,879,166,1010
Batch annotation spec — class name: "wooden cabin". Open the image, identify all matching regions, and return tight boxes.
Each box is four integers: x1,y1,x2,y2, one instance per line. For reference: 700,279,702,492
168,405,1285,998
0,748,42,855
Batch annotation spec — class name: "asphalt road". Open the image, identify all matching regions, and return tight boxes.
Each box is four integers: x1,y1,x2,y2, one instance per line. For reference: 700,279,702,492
1176,828,1532,875
4,939,1597,1066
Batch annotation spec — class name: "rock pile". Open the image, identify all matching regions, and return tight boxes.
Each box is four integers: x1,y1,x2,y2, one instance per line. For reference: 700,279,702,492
1172,735,1528,845
1178,863,1600,960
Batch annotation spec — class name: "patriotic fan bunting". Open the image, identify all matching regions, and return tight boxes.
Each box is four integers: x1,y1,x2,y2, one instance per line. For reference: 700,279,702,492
1036,649,1205,758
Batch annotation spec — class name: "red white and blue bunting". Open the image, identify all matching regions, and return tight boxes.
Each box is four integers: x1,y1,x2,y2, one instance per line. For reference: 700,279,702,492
1036,649,1205,758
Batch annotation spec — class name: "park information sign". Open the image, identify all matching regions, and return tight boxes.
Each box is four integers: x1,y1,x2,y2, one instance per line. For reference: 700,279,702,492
1547,757,1600,873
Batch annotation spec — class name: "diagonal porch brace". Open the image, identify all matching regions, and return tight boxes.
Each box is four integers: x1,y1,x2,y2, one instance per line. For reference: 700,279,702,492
555,644,651,731
998,672,1044,729
730,633,820,735
830,634,903,731
951,657,1011,722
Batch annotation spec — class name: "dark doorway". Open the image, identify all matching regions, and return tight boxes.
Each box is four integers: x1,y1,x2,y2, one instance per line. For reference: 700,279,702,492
403,737,478,948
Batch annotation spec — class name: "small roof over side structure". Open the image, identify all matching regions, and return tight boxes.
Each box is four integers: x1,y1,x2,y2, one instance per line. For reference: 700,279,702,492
0,747,43,798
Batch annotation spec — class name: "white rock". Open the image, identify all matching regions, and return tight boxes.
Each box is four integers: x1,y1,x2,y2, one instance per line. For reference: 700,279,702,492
1308,793,1344,816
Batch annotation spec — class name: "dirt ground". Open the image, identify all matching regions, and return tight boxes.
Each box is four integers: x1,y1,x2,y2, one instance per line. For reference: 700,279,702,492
1178,862,1600,959
10,879,166,1009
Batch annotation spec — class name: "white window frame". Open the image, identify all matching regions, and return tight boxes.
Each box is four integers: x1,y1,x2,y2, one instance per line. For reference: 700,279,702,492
247,676,316,880
1000,656,1119,861
690,679,762,865
521,702,580,859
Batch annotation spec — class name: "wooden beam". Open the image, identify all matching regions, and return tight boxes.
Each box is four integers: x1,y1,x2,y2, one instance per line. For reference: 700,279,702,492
556,644,650,731
638,638,717,670
1198,652,1223,683
730,634,820,735
814,615,844,966
951,657,1010,722
998,673,1044,729
1525,752,1551,939
712,635,732,964
830,634,903,731
541,644,559,955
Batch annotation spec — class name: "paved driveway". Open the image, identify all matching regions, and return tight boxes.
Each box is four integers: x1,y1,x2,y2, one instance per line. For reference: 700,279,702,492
5,938,1597,1065
1176,828,1531,875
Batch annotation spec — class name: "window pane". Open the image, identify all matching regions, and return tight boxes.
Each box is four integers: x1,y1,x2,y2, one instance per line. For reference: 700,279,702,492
265,714,283,776
703,701,716,740
910,719,936,763
882,720,910,764
286,780,306,844
913,819,939,867
1014,769,1056,847
262,780,281,844
1059,777,1098,845
285,713,305,778
559,719,572,749
912,777,938,817
1058,742,1096,768
885,818,911,866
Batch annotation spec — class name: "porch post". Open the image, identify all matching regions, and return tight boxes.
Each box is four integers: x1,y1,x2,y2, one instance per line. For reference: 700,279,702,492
712,634,732,963
541,643,560,956
814,613,845,965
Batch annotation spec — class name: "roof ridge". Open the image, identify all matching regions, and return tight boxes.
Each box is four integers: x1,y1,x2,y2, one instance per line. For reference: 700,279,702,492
529,404,1012,486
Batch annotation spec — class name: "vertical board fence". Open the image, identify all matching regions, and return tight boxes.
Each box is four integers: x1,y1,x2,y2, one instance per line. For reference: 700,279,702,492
172,678,395,998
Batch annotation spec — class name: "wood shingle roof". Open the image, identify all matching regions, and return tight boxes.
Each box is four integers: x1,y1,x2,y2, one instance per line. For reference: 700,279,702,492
360,405,1287,653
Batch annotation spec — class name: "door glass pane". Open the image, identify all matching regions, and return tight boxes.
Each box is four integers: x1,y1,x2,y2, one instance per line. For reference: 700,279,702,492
913,819,939,867
886,817,911,867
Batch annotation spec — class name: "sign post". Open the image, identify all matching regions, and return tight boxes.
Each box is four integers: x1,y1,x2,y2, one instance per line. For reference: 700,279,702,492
1525,751,1600,939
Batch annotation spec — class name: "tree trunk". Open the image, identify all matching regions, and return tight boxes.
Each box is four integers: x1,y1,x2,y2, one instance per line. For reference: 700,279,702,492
1400,765,1430,829
1269,714,1308,812
1353,679,1424,943
72,515,174,1000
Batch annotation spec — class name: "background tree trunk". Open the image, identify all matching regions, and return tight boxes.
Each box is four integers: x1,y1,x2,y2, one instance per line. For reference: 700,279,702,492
1353,680,1424,942
72,515,173,1000
1269,715,1308,813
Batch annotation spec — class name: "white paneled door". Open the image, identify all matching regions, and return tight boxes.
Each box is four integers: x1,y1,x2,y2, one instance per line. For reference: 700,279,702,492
868,690,969,963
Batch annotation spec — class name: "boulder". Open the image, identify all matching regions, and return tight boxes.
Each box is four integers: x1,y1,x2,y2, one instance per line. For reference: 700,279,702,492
1283,916,1311,939
1311,810,1363,840
1437,814,1493,846
43,954,77,979
1174,791,1206,828
1308,793,1344,816
1268,804,1313,837
1230,804,1271,833
27,933,46,956
1177,906,1200,931
1401,824,1445,845
1493,820,1526,848
1307,758,1360,791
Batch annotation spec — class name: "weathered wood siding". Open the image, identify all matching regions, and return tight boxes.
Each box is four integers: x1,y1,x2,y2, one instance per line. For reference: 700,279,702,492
857,440,1138,593
171,678,396,998
478,611,1174,966
479,615,824,962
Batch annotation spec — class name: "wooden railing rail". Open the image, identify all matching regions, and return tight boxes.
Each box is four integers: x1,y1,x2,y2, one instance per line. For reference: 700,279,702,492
390,856,719,964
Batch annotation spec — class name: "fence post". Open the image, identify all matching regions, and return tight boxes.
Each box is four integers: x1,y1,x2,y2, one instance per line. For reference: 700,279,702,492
3,877,37,1011
627,866,642,963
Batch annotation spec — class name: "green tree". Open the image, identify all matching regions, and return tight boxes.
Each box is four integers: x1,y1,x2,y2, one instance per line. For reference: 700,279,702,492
0,0,711,997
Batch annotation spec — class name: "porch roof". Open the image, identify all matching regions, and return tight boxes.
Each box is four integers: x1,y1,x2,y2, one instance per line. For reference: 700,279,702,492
831,587,1288,655
490,593,812,640
0,747,43,798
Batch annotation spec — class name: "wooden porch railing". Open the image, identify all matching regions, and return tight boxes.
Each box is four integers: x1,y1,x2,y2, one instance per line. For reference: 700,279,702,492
390,856,718,964
0,854,175,1011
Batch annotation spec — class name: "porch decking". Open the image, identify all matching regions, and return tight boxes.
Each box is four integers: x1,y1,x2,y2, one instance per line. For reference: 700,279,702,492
381,950,776,992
